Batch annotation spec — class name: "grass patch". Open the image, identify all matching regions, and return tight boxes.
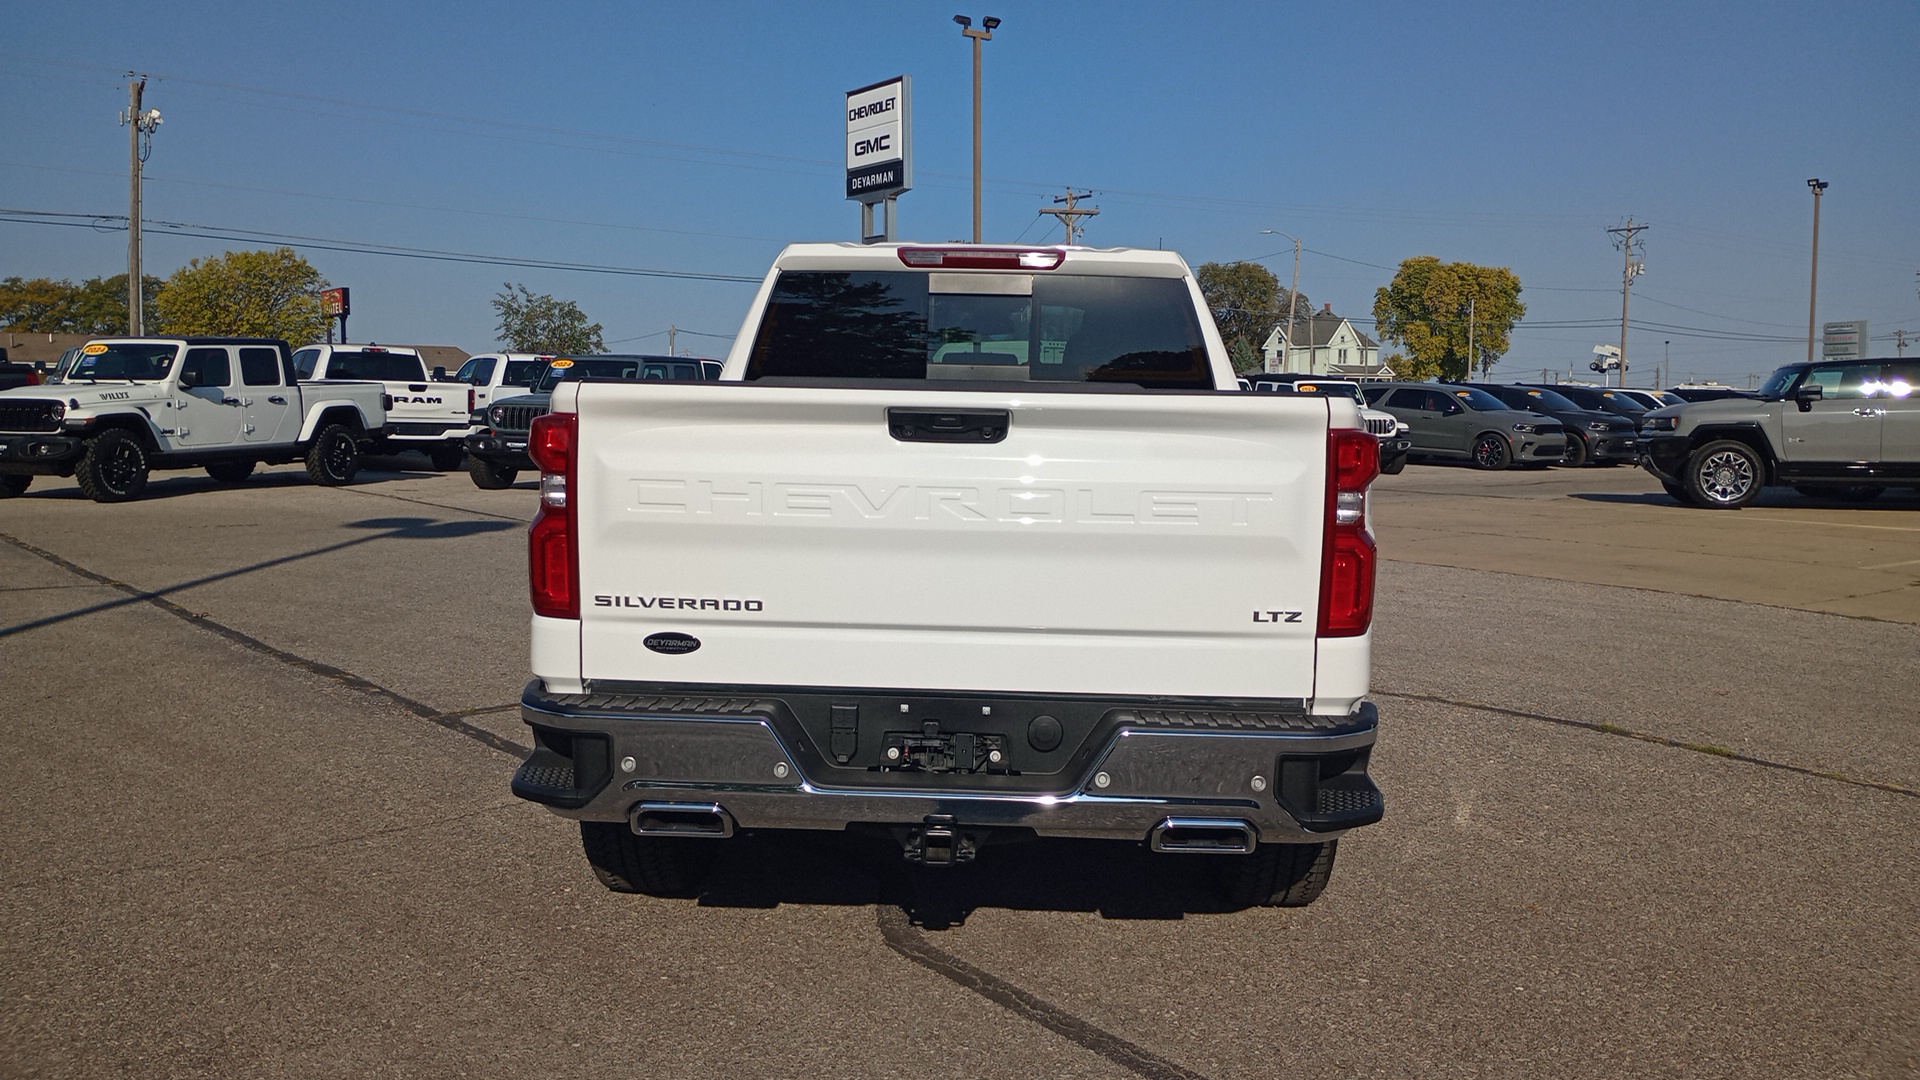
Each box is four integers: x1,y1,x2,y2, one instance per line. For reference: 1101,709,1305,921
1682,742,1738,758
1595,723,1631,735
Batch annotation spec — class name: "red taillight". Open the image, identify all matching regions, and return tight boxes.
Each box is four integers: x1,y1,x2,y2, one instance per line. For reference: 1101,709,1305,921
528,412,579,620
26,370,41,386
1318,429,1379,637
897,247,1065,270
467,387,475,413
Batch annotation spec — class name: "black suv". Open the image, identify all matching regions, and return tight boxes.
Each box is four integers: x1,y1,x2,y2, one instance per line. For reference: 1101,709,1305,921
1468,383,1638,467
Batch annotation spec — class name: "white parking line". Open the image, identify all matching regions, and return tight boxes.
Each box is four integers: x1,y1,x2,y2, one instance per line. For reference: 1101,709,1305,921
1861,558,1920,570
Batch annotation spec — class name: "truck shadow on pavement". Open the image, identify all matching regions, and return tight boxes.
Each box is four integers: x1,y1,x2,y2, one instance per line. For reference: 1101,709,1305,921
22,467,440,502
0,516,517,639
694,830,1235,927
1572,490,1920,510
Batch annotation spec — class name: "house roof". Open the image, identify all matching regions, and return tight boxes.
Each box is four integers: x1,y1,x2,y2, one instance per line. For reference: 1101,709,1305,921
1269,311,1378,350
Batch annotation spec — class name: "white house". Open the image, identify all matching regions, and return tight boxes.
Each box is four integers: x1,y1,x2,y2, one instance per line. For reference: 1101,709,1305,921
1260,306,1392,380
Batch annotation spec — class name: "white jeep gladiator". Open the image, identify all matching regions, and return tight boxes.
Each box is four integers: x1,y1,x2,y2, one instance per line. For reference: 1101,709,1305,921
510,244,1385,907
292,343,471,470
0,337,387,502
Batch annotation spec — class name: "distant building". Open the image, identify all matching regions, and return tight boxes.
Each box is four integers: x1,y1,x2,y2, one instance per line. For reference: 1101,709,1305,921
1259,306,1391,380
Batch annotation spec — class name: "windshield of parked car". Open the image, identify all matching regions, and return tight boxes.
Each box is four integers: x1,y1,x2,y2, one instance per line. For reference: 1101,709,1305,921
66,343,176,381
1285,381,1367,404
503,360,545,387
1450,387,1511,411
1506,387,1579,411
532,357,692,393
1758,365,1803,399
745,271,1213,390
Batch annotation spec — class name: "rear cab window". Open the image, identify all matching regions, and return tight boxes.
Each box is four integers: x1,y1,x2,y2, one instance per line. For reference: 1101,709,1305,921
326,351,427,382
744,271,1213,389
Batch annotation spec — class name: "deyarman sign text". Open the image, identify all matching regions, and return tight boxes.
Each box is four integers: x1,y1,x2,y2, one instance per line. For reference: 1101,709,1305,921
845,75,912,203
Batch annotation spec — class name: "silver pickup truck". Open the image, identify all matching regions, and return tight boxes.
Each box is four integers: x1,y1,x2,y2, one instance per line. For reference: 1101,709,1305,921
510,243,1386,908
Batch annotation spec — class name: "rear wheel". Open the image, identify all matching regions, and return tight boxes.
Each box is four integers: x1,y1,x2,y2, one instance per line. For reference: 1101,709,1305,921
1213,840,1339,908
205,460,255,484
304,424,362,486
1685,439,1765,509
75,428,150,502
468,456,519,489
579,821,718,898
426,442,465,471
1470,434,1511,471
1378,453,1405,475
1661,481,1689,503
0,474,30,498
1559,434,1589,468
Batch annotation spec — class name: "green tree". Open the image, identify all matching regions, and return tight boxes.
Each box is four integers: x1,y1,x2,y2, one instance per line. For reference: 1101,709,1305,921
1195,261,1310,374
1371,256,1525,381
150,248,328,343
0,274,160,333
492,283,604,353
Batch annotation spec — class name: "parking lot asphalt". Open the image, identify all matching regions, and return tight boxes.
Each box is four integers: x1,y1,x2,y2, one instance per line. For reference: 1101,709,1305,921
2,459,1916,1079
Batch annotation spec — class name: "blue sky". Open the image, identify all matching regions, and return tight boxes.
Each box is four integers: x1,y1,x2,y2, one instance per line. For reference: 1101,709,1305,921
3,0,1915,385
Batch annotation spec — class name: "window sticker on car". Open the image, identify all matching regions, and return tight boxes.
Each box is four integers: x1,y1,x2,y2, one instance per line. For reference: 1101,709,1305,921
550,359,574,369
83,343,108,355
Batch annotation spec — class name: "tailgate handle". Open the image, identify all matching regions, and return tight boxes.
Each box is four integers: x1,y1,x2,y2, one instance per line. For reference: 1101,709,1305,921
888,408,1009,444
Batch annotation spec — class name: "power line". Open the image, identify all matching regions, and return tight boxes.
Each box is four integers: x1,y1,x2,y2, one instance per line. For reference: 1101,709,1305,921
0,209,762,284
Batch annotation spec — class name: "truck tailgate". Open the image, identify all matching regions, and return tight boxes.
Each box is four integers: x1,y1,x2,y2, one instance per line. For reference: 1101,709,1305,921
568,383,1332,699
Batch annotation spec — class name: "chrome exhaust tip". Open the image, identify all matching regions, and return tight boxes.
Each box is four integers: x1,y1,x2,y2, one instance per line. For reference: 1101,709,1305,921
1149,817,1257,854
629,802,735,839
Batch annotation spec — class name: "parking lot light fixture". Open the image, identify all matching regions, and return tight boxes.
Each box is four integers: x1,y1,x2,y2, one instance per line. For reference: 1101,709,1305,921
956,14,999,244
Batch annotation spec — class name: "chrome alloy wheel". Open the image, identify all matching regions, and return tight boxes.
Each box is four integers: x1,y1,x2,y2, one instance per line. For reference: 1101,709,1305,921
1696,449,1756,504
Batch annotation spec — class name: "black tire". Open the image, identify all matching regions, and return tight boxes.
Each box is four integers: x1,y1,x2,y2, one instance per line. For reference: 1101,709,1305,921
468,456,519,490
305,424,362,486
1559,434,1589,468
1684,439,1766,509
1213,840,1339,908
1661,481,1689,503
75,428,150,503
205,460,255,484
1378,454,1405,476
426,442,465,472
1470,433,1511,471
579,821,718,898
0,474,30,498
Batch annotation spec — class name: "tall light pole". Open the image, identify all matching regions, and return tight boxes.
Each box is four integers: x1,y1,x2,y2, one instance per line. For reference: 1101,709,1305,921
1262,229,1302,374
1607,219,1647,389
954,15,999,244
1806,178,1828,362
121,75,162,336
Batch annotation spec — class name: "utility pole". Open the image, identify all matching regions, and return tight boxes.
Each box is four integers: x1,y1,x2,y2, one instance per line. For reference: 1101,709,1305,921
120,75,161,336
1262,230,1302,374
1806,179,1828,362
1607,219,1648,388
669,325,677,356
1039,189,1099,245
1467,296,1477,380
955,15,1000,244
1895,329,1908,357
1663,340,1670,388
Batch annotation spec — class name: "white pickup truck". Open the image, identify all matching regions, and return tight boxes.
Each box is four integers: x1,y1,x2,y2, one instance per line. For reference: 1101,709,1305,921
510,243,1385,907
292,343,471,469
0,337,387,501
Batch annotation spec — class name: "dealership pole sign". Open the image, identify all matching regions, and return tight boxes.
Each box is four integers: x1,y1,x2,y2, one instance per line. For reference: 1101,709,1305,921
846,76,911,242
